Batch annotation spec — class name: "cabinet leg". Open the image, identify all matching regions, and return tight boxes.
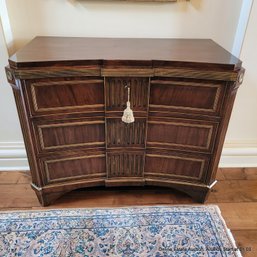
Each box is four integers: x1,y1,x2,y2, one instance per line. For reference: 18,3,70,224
35,190,67,206
185,187,210,203
31,183,68,206
146,180,212,203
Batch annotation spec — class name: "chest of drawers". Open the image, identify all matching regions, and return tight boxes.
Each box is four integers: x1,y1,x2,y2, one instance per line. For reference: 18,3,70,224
5,37,244,206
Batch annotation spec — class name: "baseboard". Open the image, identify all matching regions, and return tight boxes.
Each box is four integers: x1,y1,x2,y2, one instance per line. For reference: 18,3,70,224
219,147,257,167
0,142,256,170
0,142,29,171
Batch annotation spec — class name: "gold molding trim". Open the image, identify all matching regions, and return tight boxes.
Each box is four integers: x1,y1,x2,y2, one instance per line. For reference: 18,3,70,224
145,178,207,188
30,80,104,113
32,178,106,192
147,121,214,150
150,80,221,113
154,68,238,81
46,173,106,183
144,172,201,180
9,66,238,81
44,154,106,163
145,153,206,179
12,66,101,79
44,154,105,183
37,120,105,150
102,68,153,77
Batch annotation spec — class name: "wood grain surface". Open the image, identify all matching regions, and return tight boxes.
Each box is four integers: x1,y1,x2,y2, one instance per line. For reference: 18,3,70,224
0,168,256,256
8,37,241,70
6,37,244,206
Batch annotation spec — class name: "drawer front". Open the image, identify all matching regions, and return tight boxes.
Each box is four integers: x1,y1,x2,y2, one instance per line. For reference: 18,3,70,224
105,77,149,111
149,79,225,116
107,151,145,178
106,118,146,148
144,152,209,182
41,153,106,184
26,78,104,115
34,119,105,152
147,118,218,153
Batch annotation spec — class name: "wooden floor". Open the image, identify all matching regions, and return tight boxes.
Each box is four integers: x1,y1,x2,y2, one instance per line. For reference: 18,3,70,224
0,168,257,257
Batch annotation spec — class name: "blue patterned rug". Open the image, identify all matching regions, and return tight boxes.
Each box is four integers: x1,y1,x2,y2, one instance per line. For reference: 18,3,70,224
0,205,241,257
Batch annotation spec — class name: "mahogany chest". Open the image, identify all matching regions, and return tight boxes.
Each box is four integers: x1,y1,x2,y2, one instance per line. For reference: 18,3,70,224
5,37,244,206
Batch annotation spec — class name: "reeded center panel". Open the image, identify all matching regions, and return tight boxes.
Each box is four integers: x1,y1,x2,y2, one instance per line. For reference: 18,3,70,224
106,118,146,148
107,151,145,178
105,77,149,111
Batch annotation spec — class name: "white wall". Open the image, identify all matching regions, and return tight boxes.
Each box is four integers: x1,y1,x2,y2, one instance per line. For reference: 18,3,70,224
220,0,257,167
0,17,27,170
0,21,21,142
1,0,257,169
227,0,257,144
5,0,242,53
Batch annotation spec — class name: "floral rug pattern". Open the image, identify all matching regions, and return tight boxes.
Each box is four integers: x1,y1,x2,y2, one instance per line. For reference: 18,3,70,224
0,206,241,256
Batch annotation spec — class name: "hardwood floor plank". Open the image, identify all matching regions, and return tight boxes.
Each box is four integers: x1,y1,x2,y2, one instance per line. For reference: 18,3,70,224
220,168,257,181
232,230,257,257
208,180,257,203
0,184,40,208
41,187,193,209
244,168,257,180
0,169,257,254
16,171,31,184
217,203,257,230
0,171,30,184
215,168,226,181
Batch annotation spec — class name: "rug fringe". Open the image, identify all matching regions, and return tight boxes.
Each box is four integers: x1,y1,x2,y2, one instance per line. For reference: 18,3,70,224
213,205,243,257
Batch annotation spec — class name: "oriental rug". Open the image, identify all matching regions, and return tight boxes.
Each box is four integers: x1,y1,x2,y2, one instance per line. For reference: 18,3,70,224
0,205,241,257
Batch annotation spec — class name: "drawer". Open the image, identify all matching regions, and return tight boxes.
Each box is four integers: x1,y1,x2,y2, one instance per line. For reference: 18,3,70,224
107,151,145,178
147,118,218,153
25,78,104,116
106,117,146,148
40,153,106,185
144,151,209,183
105,77,149,112
33,118,105,152
149,79,225,116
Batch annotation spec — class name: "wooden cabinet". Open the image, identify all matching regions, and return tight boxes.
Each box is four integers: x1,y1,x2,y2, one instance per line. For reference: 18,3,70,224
5,37,244,206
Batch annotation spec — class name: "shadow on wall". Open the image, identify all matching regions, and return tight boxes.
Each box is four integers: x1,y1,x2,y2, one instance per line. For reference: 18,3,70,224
190,0,203,10
7,0,203,55
174,0,203,11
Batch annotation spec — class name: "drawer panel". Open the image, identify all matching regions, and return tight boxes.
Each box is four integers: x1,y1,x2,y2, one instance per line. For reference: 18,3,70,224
34,119,105,152
106,118,146,148
147,118,218,153
41,153,106,184
105,77,149,111
107,151,145,178
149,79,225,116
144,152,209,182
26,78,104,115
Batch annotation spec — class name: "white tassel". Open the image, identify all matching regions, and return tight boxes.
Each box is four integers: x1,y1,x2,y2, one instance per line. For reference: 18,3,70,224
121,87,135,124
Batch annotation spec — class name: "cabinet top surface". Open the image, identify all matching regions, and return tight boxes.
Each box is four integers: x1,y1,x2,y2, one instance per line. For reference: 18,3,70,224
9,37,241,70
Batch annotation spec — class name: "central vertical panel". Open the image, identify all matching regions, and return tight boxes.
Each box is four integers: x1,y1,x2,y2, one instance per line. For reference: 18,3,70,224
105,77,149,111
106,118,146,148
107,151,145,178
104,77,149,182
